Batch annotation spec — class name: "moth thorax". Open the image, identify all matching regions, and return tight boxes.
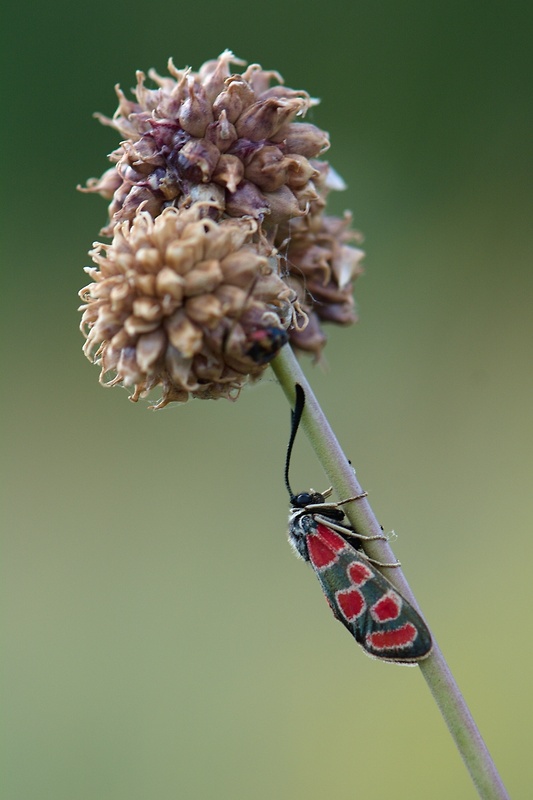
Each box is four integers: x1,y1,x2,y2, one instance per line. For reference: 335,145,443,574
319,506,346,522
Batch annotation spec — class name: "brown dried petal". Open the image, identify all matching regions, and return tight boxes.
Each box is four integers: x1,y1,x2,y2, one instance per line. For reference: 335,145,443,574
214,284,248,314
78,167,122,199
178,81,214,137
135,247,161,272
182,259,223,296
150,384,189,409
212,154,244,193
176,138,220,183
290,244,331,284
155,267,185,300
124,314,160,336
225,180,269,219
136,329,167,372
241,64,284,94
112,83,138,120
316,298,357,325
201,217,257,260
134,70,161,114
204,111,238,153
332,244,365,290
212,78,256,123
235,97,307,141
131,134,166,167
101,346,120,373
220,249,267,287
199,50,246,103
117,346,144,385
285,155,321,190
108,281,132,307
165,309,203,356
118,185,163,226
109,328,131,350
133,297,162,322
86,306,123,337
262,186,303,225
165,240,200,274
185,294,223,327
288,312,326,355
244,146,291,192
274,122,330,157
182,182,226,213
292,181,320,210
135,274,156,296
254,272,294,305
165,347,198,389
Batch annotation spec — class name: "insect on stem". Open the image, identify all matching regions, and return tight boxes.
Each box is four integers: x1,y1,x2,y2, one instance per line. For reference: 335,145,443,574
285,383,433,663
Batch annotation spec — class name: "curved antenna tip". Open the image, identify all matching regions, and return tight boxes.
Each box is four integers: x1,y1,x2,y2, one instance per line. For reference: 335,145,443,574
285,384,306,501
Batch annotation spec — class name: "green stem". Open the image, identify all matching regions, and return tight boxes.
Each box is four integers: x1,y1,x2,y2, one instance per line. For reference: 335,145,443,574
271,345,509,800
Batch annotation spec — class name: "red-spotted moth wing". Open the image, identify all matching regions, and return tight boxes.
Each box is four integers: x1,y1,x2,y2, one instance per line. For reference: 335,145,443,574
289,516,432,663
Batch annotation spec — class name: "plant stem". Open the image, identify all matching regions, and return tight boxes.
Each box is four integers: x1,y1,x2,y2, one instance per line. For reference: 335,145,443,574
270,345,509,800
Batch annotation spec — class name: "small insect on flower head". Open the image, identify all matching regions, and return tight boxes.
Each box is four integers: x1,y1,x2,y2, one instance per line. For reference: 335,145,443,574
245,325,289,365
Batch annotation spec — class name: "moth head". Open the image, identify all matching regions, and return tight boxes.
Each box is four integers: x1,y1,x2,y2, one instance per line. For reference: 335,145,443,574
290,490,326,509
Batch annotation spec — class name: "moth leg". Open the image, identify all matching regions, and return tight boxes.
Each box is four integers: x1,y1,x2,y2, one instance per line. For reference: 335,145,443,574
335,525,402,567
313,515,387,542
335,491,368,506
306,491,369,515
362,555,401,569
342,537,402,568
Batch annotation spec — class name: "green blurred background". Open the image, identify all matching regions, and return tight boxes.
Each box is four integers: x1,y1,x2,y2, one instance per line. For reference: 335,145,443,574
3,2,532,797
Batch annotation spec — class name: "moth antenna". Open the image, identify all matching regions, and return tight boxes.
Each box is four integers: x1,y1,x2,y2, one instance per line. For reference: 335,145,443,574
285,384,306,502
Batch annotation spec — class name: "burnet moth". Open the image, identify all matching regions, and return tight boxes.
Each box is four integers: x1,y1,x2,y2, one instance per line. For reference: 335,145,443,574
246,325,288,365
220,268,289,367
286,384,432,663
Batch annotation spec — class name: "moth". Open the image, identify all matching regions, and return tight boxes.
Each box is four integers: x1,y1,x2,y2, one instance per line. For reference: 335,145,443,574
286,384,432,663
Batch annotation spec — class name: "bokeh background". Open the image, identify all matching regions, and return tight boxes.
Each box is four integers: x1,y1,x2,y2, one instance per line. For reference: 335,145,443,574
3,2,532,797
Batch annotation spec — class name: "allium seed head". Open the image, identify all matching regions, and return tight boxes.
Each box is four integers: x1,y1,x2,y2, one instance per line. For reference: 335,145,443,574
79,52,366,403
80,50,329,236
79,204,301,407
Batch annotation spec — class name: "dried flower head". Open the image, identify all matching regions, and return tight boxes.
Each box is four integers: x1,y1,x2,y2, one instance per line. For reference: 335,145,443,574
79,52,367,403
79,204,300,407
275,164,365,356
80,50,330,236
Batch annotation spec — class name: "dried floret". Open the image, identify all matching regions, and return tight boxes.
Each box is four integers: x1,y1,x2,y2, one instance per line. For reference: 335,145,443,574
79,205,301,406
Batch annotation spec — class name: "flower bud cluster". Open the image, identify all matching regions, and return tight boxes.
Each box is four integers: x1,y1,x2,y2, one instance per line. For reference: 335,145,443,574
79,51,364,405
275,163,364,355
80,205,300,406
81,49,328,235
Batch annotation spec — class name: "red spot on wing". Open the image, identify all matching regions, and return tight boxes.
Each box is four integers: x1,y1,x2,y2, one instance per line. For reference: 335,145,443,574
336,587,366,621
316,524,347,551
307,524,346,569
347,561,373,586
370,591,402,622
366,622,418,652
